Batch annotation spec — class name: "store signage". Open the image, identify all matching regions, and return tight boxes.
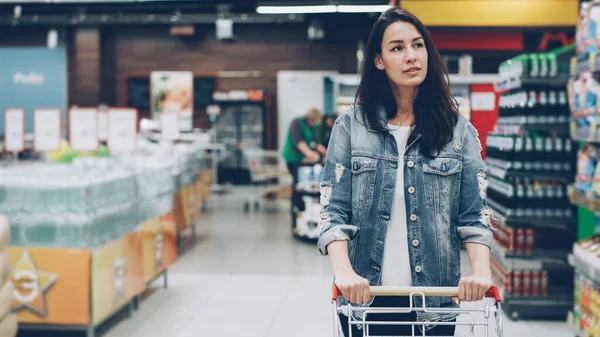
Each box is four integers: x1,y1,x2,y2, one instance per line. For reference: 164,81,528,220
11,250,58,316
33,108,61,152
212,90,264,102
470,92,496,111
160,111,180,141
4,108,25,152
150,71,193,132
13,72,45,86
0,48,68,133
69,107,98,151
107,108,137,152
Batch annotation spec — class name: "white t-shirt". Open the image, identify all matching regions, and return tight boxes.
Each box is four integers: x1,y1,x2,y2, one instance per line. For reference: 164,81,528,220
380,124,413,287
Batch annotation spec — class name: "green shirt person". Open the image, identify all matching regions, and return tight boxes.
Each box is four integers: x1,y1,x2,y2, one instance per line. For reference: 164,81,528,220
282,108,326,165
282,108,326,231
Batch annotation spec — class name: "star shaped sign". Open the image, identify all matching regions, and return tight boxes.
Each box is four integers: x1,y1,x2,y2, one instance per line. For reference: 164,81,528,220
11,250,58,316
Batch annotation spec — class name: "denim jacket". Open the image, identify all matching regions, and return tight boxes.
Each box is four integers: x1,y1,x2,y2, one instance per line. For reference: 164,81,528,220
317,106,493,328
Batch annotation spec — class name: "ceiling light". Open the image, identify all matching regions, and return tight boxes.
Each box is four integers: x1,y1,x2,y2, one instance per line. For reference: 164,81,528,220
337,5,391,13
256,5,337,14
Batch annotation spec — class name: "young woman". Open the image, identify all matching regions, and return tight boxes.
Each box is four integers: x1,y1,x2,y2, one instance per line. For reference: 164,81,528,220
317,7,494,336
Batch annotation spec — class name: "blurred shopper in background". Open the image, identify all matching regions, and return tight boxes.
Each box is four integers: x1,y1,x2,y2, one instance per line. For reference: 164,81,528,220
318,7,493,336
320,113,338,150
282,108,325,226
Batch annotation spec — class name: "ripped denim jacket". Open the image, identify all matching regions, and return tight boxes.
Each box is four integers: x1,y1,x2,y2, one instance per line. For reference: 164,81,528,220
317,107,493,329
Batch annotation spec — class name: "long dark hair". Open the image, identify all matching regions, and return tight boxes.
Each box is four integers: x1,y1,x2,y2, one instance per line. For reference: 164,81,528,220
355,7,458,158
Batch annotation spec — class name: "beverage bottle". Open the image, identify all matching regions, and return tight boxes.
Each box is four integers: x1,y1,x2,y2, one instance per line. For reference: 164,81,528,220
543,135,554,171
526,90,539,124
513,134,524,170
538,91,549,124
525,178,535,217
515,178,526,217
523,135,534,171
548,91,558,124
533,134,544,171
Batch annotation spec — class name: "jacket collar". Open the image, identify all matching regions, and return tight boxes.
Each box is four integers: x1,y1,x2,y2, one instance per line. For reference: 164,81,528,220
377,105,421,150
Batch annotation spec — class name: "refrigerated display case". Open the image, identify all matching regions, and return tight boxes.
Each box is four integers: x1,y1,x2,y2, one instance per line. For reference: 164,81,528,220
212,90,268,185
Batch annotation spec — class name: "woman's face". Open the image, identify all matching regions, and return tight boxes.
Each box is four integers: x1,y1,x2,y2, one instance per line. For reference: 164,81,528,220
375,21,428,88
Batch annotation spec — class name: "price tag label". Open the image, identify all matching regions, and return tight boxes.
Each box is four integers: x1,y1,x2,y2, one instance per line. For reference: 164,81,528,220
34,108,61,152
4,108,25,152
108,108,138,152
161,112,180,141
97,111,108,141
69,108,98,151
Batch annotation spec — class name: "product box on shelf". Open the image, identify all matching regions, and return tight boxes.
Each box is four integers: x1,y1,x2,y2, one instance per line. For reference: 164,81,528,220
571,72,600,140
577,1,600,61
577,143,598,194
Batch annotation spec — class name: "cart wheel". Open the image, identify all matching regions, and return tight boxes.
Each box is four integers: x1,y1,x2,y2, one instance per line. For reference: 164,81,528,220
254,201,260,211
244,202,250,212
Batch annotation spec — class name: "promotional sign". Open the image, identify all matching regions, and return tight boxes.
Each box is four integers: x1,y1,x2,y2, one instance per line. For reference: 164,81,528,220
160,111,180,141
91,229,144,326
107,108,138,152
151,71,193,132
9,247,90,325
0,47,68,133
142,212,177,283
69,107,98,151
4,108,25,152
33,108,61,152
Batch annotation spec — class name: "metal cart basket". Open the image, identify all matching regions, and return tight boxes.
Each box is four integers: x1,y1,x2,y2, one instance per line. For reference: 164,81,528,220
241,148,290,211
332,285,503,337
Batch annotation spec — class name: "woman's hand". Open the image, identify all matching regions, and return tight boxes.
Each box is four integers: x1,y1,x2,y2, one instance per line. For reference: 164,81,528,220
335,270,371,304
455,275,494,303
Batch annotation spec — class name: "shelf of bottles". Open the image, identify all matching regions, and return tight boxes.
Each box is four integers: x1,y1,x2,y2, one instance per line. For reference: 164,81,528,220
487,47,577,321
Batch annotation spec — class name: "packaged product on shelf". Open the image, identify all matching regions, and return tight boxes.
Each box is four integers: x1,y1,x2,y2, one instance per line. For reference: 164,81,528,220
525,229,534,254
513,271,522,296
573,72,600,139
576,143,598,194
577,2,596,59
532,271,540,296
523,271,531,296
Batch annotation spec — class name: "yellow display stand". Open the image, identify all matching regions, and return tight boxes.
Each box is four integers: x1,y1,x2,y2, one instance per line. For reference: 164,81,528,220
8,210,179,337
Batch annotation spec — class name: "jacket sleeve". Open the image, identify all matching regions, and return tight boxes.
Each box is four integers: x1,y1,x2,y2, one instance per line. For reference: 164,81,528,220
317,118,358,256
456,121,494,248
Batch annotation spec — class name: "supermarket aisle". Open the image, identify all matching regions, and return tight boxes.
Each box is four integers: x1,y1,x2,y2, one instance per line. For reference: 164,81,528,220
99,188,571,337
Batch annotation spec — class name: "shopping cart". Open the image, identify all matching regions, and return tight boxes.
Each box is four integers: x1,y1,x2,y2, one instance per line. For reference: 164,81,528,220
241,148,291,211
332,285,503,337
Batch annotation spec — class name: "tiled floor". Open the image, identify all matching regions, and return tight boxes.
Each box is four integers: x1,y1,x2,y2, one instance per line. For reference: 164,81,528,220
92,188,573,337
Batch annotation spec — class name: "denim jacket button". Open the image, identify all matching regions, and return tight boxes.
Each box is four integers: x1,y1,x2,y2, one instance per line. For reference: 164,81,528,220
407,160,415,168
410,214,417,221
353,162,359,170
412,239,419,247
391,162,398,168
408,186,415,194
415,265,422,273
382,214,390,220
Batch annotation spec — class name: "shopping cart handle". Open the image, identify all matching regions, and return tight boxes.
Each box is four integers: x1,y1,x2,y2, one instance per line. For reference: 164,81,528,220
332,285,502,304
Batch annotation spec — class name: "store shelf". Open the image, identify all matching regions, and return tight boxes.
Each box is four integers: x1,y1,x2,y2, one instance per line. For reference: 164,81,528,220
495,119,570,135
486,162,573,182
495,76,569,92
501,292,573,321
488,203,576,229
570,246,600,285
492,245,571,272
568,185,600,212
